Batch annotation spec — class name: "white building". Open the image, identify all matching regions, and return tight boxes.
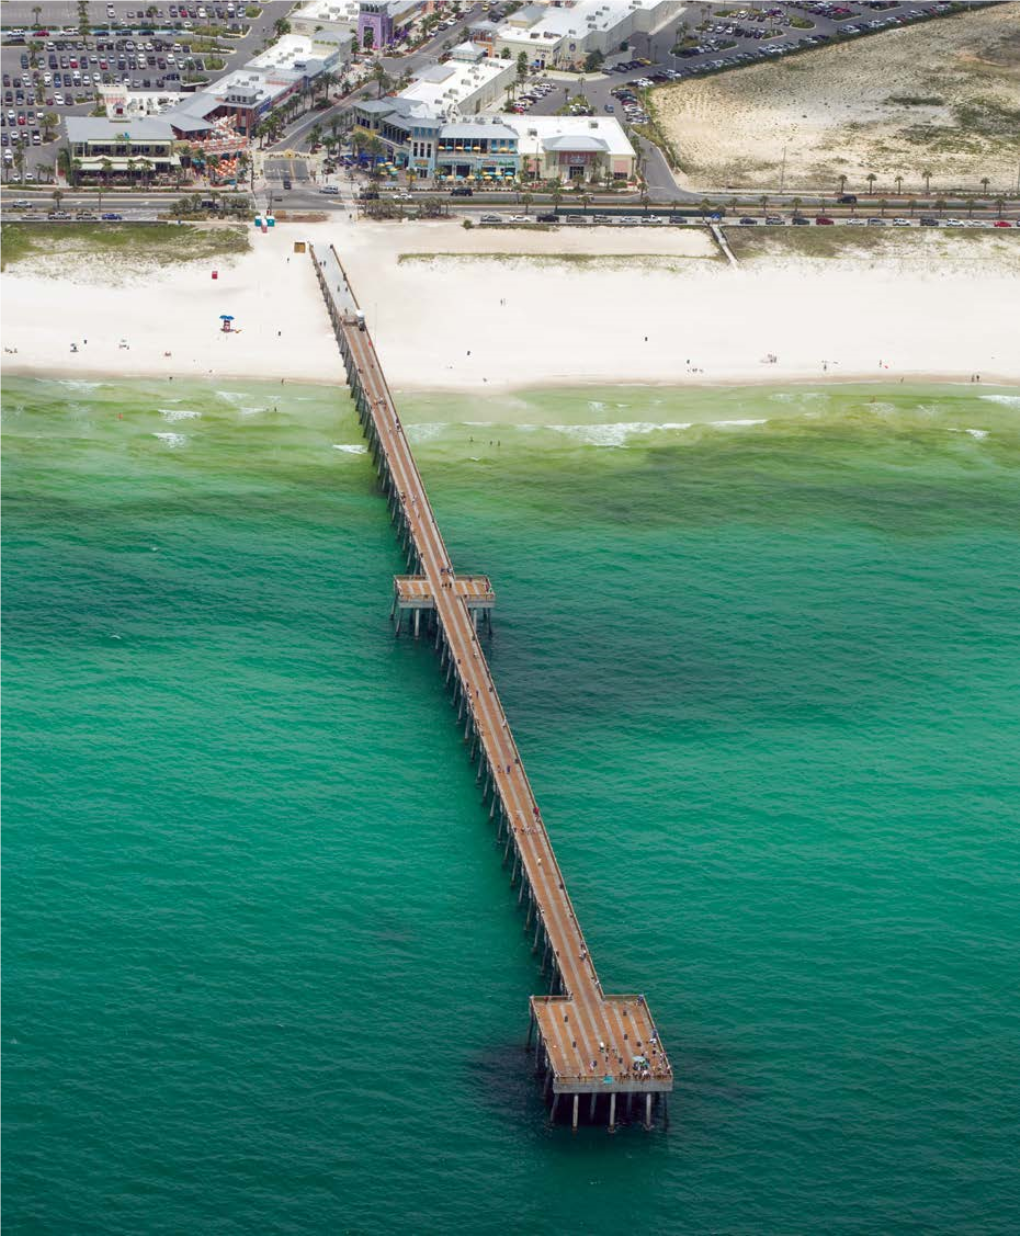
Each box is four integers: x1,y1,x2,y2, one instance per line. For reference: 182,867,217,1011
498,113,637,182
290,0,361,38
493,0,681,69
400,53,516,119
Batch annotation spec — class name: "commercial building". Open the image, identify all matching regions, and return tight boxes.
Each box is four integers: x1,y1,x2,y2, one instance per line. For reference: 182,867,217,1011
356,0,426,50
64,117,179,174
493,0,681,69
499,114,637,182
398,47,515,117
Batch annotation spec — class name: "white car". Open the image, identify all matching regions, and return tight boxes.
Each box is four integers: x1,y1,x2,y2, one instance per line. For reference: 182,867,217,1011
892,218,911,226
945,218,964,227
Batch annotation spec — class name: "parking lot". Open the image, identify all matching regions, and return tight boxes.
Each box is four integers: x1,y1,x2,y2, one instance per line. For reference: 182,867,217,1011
0,1,286,181
519,0,970,127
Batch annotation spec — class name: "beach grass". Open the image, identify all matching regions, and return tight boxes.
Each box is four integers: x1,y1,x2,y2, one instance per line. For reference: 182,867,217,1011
0,223,250,272
397,251,722,268
725,225,1019,262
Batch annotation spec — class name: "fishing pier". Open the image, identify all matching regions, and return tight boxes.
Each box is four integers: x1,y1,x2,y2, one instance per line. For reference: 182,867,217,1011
310,244,672,1131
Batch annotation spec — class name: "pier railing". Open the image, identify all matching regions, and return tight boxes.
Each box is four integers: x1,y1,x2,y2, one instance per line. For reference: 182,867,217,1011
309,242,672,1132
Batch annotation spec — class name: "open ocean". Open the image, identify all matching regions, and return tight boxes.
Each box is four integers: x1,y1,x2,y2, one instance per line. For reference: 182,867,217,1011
3,376,1019,1235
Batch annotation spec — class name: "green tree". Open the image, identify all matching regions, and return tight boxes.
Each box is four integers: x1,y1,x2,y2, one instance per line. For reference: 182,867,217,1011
516,51,529,89
934,196,946,218
40,111,59,141
550,177,563,214
309,123,323,149
994,195,1005,219
791,196,803,218
52,187,64,211
580,191,592,215
980,176,990,197
922,167,932,194
521,190,533,216
584,48,605,73
866,172,877,195
371,61,392,98
273,17,291,38
878,197,888,216
759,193,769,217
894,174,903,196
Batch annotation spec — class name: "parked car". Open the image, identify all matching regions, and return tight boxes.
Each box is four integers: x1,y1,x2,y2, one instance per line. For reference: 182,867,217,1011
536,212,559,223
450,186,473,196
919,216,940,226
814,215,835,225
101,212,124,220
992,219,1013,228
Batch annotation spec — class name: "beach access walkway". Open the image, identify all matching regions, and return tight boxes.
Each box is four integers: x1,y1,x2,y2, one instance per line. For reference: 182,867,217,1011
309,243,672,1131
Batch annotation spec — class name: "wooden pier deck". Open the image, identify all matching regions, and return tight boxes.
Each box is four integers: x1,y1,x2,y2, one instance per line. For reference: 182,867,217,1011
310,244,672,1131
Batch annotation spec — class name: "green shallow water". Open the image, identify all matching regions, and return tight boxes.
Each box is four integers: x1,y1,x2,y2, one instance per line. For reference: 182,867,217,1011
3,376,1019,1234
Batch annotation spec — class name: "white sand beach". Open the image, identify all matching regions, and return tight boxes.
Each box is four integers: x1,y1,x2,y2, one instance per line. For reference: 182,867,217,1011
2,216,1019,391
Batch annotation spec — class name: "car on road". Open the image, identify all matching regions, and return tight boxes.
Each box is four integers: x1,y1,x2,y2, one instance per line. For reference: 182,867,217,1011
791,216,810,225
101,212,124,220
992,219,1013,228
814,215,834,225
738,216,758,224
892,218,911,226
919,216,940,226
765,214,784,225
944,218,964,227
480,214,502,224
319,185,339,194
837,194,857,205
867,217,886,225
536,212,559,223
450,186,473,196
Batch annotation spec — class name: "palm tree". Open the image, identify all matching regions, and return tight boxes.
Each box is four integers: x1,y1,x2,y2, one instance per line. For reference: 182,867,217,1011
52,187,64,211
837,173,847,196
551,178,563,214
309,123,323,150
865,172,877,196
907,196,917,217
99,156,113,208
994,195,1005,219
791,196,803,218
980,177,990,197
639,185,650,214
138,157,153,185
580,191,592,215
894,175,903,196
40,111,58,142
521,191,533,216
922,167,933,195
126,157,138,181
878,197,889,217
759,193,769,217
32,4,42,25
371,61,392,99
935,196,946,219
699,197,712,219
964,195,975,218
13,146,26,183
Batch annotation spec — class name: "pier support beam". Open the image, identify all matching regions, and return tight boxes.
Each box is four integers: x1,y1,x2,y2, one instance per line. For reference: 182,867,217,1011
644,1093,653,1131
572,1095,579,1133
609,1093,617,1134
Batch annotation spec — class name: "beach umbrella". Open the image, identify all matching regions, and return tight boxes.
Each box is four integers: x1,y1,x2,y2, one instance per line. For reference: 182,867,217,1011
220,314,234,320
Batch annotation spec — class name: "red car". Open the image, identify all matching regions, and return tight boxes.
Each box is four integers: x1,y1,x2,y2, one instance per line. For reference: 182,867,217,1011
815,216,835,225
992,219,1013,228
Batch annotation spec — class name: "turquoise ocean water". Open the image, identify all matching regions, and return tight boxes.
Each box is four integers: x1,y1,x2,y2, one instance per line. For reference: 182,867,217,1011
3,376,1019,1234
